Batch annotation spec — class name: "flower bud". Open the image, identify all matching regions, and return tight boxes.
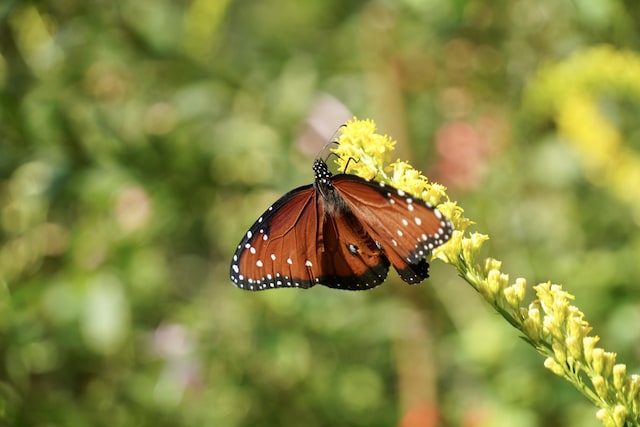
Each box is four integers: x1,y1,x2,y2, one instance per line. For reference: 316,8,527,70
523,316,540,339
551,299,569,326
603,352,617,378
528,306,541,324
566,314,588,340
591,374,607,399
596,408,615,427
626,374,640,403
483,257,502,274
543,315,563,341
544,357,565,376
503,285,521,310
612,405,627,427
513,278,527,303
613,364,627,391
583,336,599,364
462,233,489,264
592,348,605,374
534,282,553,311
565,336,582,360
485,269,504,300
552,341,567,365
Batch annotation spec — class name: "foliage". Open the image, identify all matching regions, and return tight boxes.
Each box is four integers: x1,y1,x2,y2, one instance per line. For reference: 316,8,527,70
1,1,640,427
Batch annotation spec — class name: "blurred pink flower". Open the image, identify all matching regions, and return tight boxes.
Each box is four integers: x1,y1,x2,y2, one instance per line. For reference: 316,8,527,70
431,115,508,191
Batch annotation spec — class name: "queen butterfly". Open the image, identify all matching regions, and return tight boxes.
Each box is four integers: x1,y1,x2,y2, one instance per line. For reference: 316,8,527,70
230,158,453,291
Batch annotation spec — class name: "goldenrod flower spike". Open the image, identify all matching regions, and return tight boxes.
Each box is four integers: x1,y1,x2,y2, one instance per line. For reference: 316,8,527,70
334,118,640,427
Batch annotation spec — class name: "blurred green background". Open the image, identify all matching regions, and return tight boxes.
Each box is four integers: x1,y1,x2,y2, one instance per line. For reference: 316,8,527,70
1,1,640,426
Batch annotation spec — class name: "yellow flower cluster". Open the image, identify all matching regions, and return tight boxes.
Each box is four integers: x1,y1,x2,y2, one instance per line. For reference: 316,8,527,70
530,282,640,427
524,45,640,222
335,118,640,427
334,118,466,226
333,118,396,181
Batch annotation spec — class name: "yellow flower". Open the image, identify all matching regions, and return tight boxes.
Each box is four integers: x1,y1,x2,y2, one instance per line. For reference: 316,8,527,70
524,304,542,339
333,118,395,181
544,357,565,376
333,119,453,209
432,230,462,266
333,118,465,268
583,336,600,364
613,364,627,391
592,375,608,399
437,201,472,232
462,232,489,267
613,406,628,427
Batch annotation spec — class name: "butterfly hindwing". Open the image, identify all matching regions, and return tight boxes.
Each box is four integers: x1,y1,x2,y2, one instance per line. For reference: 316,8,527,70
316,208,390,290
332,174,453,283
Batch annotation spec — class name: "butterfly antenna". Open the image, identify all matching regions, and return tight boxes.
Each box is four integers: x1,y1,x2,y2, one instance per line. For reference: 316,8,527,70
320,135,360,174
316,124,346,161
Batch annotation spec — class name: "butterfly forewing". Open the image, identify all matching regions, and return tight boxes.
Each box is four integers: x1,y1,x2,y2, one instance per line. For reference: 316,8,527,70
230,186,323,290
332,175,453,282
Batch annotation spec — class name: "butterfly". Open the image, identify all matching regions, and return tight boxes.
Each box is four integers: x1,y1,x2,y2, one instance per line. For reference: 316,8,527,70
230,158,453,291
